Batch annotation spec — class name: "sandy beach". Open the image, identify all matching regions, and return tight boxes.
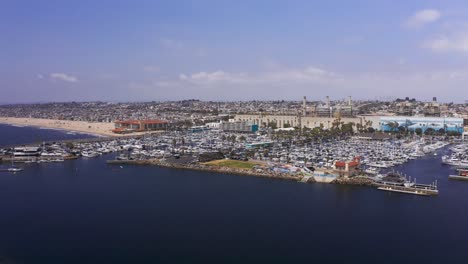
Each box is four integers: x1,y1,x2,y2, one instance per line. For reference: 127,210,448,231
0,117,118,137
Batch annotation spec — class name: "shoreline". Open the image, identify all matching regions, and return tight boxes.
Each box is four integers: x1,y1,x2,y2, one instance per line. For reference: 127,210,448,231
106,158,378,187
107,159,302,182
0,117,120,137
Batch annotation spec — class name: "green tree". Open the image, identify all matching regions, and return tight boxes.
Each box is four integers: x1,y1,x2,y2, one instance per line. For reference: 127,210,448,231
387,122,399,133
341,122,355,135
424,128,435,135
268,121,278,129
415,128,423,136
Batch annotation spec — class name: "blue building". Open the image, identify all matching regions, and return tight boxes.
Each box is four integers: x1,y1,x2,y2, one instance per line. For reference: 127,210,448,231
380,117,463,133
220,121,258,133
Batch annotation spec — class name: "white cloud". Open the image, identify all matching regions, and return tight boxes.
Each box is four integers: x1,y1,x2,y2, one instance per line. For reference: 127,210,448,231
143,65,160,73
127,66,468,102
404,9,441,29
160,38,184,50
423,31,468,53
50,73,78,83
37,74,44,79
397,57,407,65
179,66,335,85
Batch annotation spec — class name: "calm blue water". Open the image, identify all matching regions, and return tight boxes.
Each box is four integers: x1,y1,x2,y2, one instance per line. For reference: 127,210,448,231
0,124,97,147
0,125,468,263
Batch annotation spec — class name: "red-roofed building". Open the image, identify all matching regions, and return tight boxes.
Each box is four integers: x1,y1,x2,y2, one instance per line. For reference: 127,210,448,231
334,157,361,177
113,120,169,134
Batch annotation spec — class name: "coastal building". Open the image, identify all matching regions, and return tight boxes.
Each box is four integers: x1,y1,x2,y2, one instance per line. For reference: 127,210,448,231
205,122,221,129
334,157,361,178
220,121,258,133
113,120,169,134
12,147,41,157
188,125,210,133
315,96,354,118
352,133,392,141
395,100,415,116
380,117,464,134
424,97,441,117
245,141,274,149
463,119,468,140
234,114,380,131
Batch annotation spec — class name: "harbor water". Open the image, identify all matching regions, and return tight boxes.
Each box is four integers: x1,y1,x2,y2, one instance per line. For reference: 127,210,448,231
0,125,468,263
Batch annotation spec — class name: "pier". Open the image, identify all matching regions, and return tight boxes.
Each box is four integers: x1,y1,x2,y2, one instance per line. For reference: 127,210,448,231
375,181,439,196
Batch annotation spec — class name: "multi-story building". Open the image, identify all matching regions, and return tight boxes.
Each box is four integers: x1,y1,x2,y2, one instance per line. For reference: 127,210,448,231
395,101,414,116
219,121,258,133
424,97,441,117
234,114,380,131
113,120,169,134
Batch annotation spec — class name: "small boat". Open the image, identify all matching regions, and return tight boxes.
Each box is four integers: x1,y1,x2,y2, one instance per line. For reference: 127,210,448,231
8,167,23,172
81,151,99,158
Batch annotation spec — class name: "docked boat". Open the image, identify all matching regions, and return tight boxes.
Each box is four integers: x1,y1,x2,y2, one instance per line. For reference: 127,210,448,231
449,169,468,181
81,151,99,158
7,167,23,172
375,172,438,196
363,167,379,175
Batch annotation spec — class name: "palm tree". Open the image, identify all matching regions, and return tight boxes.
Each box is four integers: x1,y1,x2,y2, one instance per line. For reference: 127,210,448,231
387,122,399,133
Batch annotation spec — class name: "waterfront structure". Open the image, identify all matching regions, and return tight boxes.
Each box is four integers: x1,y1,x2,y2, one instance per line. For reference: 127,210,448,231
12,147,41,157
315,96,354,118
188,125,210,133
462,119,468,140
245,141,274,149
334,157,361,177
380,116,464,133
113,119,168,133
219,121,258,133
234,114,380,131
424,97,441,117
205,122,221,129
395,99,415,116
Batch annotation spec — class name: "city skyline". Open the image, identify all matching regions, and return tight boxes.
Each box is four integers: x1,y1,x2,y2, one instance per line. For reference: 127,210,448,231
3,0,468,103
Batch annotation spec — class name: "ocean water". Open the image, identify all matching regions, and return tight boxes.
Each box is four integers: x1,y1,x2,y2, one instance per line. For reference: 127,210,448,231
0,125,468,263
0,124,97,147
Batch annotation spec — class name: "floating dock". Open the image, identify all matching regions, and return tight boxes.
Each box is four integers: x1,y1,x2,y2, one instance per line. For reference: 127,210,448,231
449,175,468,181
375,181,438,196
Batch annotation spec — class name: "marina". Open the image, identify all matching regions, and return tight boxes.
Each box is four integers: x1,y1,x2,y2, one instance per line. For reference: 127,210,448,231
1,123,467,263
1,127,459,196
375,180,439,196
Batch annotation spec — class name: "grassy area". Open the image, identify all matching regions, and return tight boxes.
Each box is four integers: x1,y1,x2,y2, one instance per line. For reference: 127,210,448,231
203,159,258,169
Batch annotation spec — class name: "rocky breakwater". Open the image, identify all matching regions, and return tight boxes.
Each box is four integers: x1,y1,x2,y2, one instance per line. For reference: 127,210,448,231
107,158,300,181
333,176,375,186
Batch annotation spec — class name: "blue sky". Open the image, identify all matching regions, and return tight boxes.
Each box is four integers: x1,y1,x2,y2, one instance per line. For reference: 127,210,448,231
2,0,468,103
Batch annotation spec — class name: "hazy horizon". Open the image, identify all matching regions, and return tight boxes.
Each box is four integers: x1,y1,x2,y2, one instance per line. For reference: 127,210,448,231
3,0,468,103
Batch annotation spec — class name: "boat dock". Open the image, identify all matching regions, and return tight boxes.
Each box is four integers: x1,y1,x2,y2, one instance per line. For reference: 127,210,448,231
449,175,468,181
375,181,439,196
